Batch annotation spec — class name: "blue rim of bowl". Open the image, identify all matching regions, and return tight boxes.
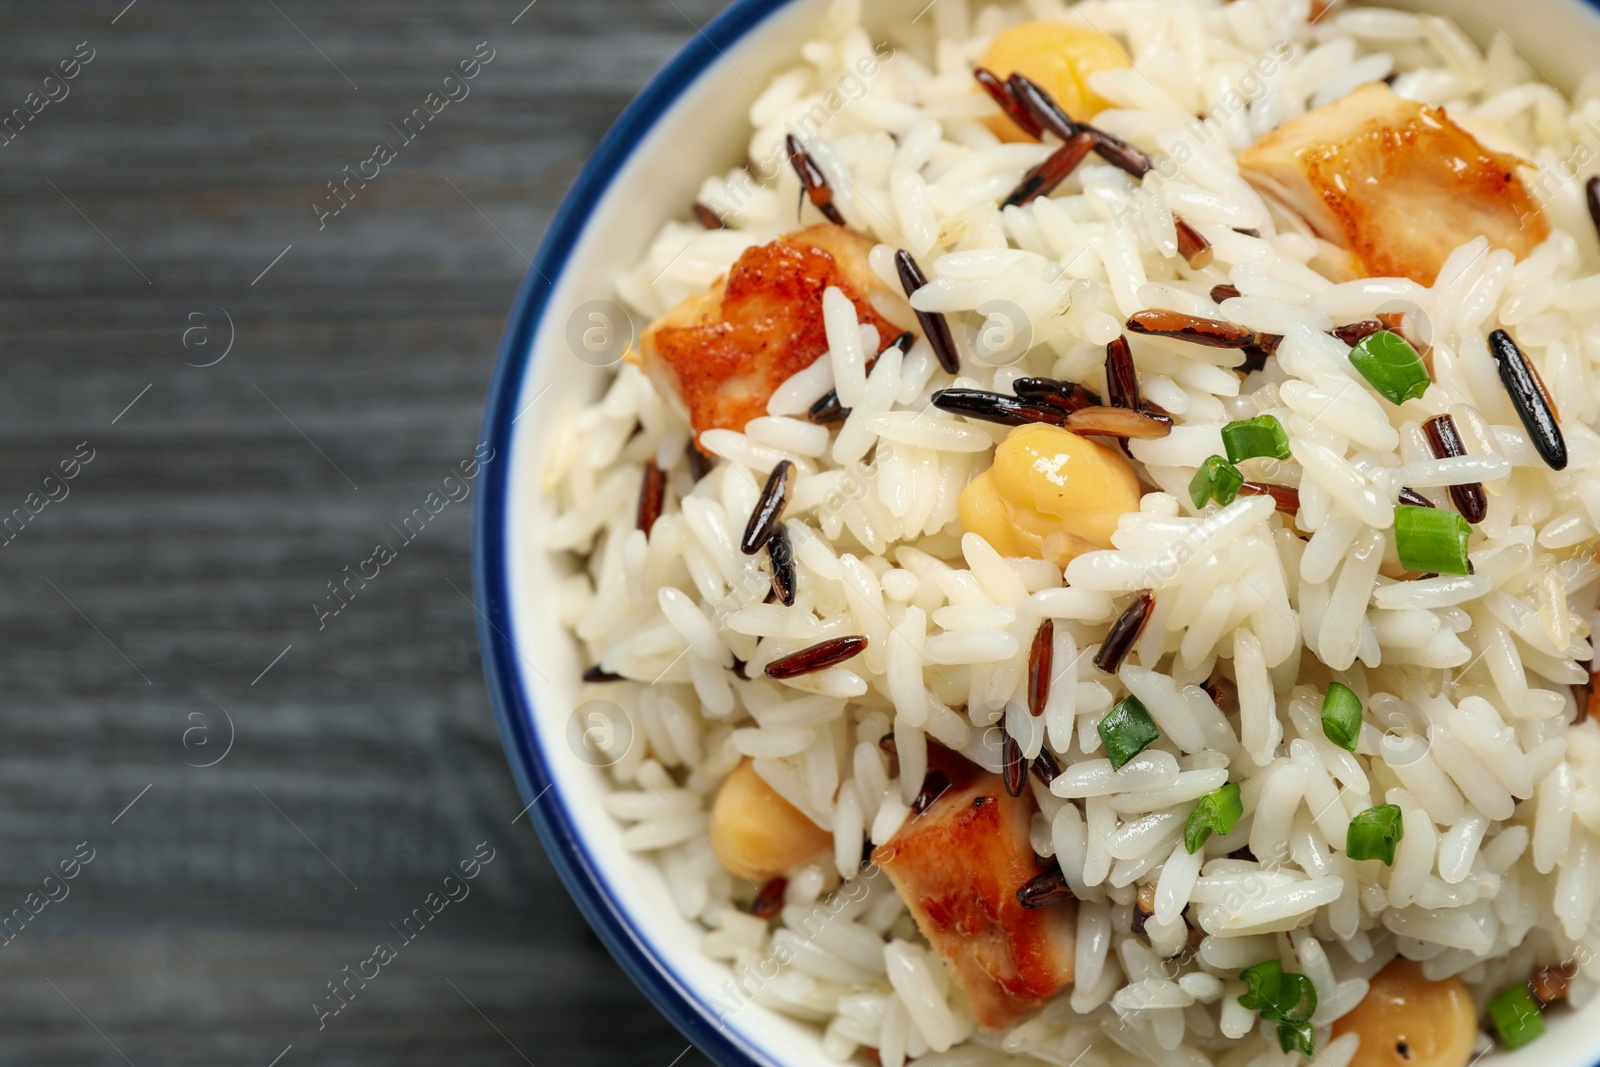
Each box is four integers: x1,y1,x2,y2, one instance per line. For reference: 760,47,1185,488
472,2,796,1065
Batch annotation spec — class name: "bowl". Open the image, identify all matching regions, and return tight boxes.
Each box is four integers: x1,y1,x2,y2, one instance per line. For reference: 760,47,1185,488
473,0,1600,1064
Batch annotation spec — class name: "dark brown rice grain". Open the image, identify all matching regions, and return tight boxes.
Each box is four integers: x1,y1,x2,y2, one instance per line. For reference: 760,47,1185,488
912,769,951,815
750,877,787,919
637,459,668,536
692,201,726,230
1209,284,1241,303
767,522,797,606
1003,132,1095,207
741,460,794,555
1002,728,1026,798
1028,620,1054,717
1174,217,1213,269
973,66,1045,139
1398,487,1435,509
1126,309,1256,348
1105,335,1141,409
1489,329,1567,470
894,250,961,374
765,635,869,679
1030,747,1061,788
785,134,846,226
1238,481,1301,515
931,388,1070,427
1093,589,1155,675
1423,414,1488,524
1016,867,1073,908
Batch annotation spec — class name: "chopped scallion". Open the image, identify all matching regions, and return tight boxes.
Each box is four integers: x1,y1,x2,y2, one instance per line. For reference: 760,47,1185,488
1276,1021,1315,1059
1321,682,1362,752
1189,455,1244,510
1488,983,1546,1050
1097,696,1161,771
1347,803,1405,865
1184,782,1243,853
1349,329,1430,404
1239,960,1319,1058
1222,414,1291,464
1394,504,1472,576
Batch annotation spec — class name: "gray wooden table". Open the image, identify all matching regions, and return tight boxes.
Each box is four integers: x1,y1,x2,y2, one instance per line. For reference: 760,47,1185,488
0,1,723,1063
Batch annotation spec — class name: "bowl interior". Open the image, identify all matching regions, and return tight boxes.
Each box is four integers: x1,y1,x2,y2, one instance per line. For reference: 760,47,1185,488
480,0,1600,1063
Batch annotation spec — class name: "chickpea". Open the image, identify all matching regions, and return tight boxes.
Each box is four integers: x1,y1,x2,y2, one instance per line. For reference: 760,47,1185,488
979,21,1131,141
1332,959,1477,1067
708,759,832,881
957,423,1141,568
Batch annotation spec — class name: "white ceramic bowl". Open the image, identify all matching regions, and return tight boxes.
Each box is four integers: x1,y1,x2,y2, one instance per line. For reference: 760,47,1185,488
473,0,1600,1063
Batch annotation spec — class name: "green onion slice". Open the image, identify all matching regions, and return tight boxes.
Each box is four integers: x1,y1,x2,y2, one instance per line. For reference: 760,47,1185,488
1394,504,1472,576
1488,983,1546,1050
1347,803,1405,864
1222,414,1291,464
1189,455,1244,510
1276,1021,1316,1059
1321,682,1362,752
1184,782,1243,853
1097,696,1161,771
1239,960,1318,1028
1349,329,1430,404
1238,960,1284,1013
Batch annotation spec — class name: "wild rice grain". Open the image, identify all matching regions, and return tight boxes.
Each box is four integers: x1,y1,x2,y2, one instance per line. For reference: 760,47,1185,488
1031,747,1061,788
1012,377,1100,411
1004,73,1153,178
765,635,869,679
1238,481,1301,515
1029,620,1054,717
1588,176,1600,246
1093,589,1155,674
1488,328,1567,470
973,66,1044,139
1004,132,1095,207
692,201,726,230
807,390,848,425
1016,867,1074,908
1126,310,1256,348
912,768,951,815
785,134,846,226
637,459,668,536
1398,487,1435,508
895,250,961,374
741,460,794,554
1105,335,1141,409
768,521,797,606
1210,284,1241,303
1331,320,1385,346
1174,217,1213,269
1423,414,1488,524
750,876,787,919
1064,405,1173,439
806,332,910,425
1003,728,1027,798
931,388,1070,427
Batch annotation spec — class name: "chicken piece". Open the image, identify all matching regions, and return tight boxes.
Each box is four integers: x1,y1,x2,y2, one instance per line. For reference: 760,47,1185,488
872,768,1075,1029
1237,83,1548,285
639,225,900,440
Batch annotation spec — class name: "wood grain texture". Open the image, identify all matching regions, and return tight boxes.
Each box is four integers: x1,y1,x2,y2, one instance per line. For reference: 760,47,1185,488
0,0,724,1062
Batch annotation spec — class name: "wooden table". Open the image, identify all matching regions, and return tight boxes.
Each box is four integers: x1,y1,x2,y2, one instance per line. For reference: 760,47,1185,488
0,1,722,1062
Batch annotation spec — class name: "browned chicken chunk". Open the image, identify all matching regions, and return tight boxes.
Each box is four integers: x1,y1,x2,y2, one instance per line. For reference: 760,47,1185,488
639,225,900,440
872,764,1075,1030
1237,83,1549,285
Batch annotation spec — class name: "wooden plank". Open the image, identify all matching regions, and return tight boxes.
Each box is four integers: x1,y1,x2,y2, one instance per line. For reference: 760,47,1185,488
0,0,725,1060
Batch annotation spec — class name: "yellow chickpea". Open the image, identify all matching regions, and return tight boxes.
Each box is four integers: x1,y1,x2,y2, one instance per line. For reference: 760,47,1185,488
1332,959,1477,1067
979,21,1131,141
708,759,832,881
958,423,1141,568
